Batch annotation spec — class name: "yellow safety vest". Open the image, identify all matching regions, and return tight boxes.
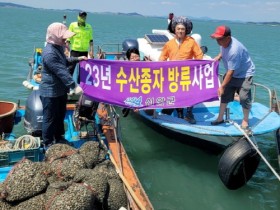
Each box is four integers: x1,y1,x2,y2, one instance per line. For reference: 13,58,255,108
68,22,93,52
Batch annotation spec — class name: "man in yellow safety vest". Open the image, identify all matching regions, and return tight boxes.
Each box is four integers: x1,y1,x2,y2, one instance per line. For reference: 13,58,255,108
66,11,94,76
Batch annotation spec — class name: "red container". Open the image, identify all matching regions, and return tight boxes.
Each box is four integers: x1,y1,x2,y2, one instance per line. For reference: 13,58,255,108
0,101,17,134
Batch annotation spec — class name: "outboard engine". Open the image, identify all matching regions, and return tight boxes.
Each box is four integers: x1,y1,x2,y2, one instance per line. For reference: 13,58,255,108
122,39,139,56
24,90,43,136
73,94,99,131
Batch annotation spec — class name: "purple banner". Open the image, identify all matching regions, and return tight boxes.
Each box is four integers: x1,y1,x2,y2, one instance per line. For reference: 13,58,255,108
79,59,219,109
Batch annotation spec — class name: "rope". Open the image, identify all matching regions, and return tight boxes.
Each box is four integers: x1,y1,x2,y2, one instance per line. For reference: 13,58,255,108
13,135,38,150
231,120,280,181
0,140,13,151
154,111,280,180
0,135,38,151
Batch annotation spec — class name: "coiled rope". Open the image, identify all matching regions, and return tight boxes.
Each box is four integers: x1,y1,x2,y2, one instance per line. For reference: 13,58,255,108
0,135,39,151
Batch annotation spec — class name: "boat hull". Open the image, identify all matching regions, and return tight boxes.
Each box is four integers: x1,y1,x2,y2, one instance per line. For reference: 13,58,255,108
137,100,280,148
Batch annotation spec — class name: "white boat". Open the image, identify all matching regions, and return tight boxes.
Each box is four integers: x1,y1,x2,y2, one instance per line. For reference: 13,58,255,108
97,29,280,146
95,29,280,190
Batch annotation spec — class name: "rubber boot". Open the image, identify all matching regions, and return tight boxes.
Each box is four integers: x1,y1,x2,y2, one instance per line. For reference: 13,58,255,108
176,108,184,119
185,107,196,124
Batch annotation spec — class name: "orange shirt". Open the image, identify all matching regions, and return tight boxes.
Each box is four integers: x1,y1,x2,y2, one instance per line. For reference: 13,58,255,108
159,36,203,61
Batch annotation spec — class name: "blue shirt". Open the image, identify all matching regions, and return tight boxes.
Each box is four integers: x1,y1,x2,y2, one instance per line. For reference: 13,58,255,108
221,37,255,78
40,43,77,97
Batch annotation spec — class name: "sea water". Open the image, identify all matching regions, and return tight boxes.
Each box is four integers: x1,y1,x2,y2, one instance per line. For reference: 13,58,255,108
0,7,279,210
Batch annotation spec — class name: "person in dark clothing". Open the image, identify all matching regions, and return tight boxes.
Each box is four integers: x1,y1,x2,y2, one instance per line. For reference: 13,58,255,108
40,22,87,148
167,13,174,33
121,47,152,117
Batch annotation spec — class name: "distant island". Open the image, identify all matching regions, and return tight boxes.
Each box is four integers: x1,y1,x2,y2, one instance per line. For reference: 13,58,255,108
0,2,144,17
0,2,32,9
1,2,279,25
247,22,280,26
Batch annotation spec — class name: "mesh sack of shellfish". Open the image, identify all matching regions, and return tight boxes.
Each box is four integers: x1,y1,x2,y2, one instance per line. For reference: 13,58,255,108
0,182,3,194
48,152,87,182
93,159,120,180
44,143,77,162
0,198,13,210
12,193,46,210
0,158,48,202
73,168,108,205
106,178,128,210
79,141,104,168
44,181,73,202
72,168,91,182
45,182,96,210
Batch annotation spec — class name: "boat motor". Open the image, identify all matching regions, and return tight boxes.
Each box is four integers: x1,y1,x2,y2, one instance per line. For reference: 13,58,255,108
122,39,139,58
73,94,99,132
24,89,43,136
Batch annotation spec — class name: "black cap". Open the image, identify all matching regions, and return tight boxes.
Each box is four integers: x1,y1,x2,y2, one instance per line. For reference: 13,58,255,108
79,11,87,17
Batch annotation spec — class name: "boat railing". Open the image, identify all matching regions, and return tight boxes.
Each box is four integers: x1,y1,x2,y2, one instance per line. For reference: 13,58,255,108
97,43,124,60
27,58,34,81
219,74,279,113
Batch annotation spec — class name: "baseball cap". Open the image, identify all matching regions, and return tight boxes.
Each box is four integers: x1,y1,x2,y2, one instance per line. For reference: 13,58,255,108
211,26,231,39
79,11,87,17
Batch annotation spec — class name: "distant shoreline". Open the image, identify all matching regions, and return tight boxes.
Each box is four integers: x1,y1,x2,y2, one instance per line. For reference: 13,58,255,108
0,2,279,25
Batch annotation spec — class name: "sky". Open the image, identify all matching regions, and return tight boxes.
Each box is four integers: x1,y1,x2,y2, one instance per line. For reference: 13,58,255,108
3,0,280,22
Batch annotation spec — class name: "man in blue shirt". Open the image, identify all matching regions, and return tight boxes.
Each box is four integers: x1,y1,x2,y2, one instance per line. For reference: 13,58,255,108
210,25,255,130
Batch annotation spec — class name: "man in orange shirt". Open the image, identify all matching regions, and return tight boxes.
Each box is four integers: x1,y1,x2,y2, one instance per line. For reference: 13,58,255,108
159,16,203,124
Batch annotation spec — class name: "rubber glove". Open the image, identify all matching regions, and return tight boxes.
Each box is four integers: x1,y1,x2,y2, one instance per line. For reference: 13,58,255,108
74,85,83,95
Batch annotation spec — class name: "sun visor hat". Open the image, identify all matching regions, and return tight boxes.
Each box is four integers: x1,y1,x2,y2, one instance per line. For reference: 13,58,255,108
63,30,75,39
